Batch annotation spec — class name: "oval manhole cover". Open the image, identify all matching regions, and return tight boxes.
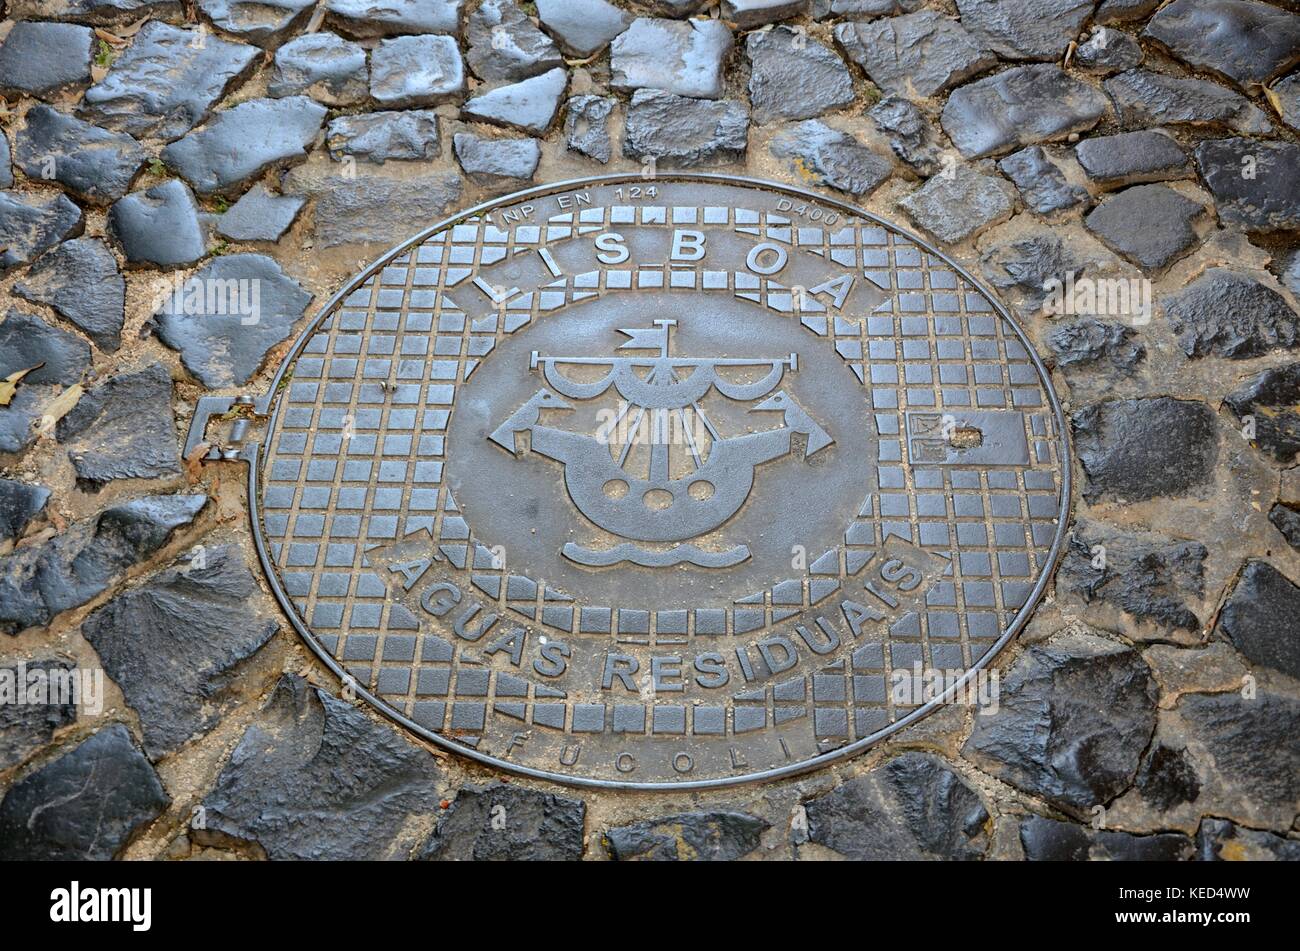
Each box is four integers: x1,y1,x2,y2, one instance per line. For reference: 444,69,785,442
245,175,1069,789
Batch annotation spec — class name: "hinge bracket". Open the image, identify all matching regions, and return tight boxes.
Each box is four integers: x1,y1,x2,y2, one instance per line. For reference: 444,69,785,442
183,393,271,462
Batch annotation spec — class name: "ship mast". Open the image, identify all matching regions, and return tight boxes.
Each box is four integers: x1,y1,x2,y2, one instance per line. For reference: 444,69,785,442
529,321,797,484
647,320,675,482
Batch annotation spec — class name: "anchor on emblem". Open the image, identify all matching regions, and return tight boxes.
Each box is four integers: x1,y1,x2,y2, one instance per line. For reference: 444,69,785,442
488,319,833,568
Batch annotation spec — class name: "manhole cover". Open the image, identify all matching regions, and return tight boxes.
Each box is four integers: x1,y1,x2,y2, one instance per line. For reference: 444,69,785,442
210,175,1070,789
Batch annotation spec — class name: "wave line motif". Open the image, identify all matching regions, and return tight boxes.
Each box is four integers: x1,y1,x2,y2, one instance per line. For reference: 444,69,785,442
561,542,751,568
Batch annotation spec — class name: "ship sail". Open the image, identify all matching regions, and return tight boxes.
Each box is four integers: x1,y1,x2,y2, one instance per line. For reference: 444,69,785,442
531,319,796,410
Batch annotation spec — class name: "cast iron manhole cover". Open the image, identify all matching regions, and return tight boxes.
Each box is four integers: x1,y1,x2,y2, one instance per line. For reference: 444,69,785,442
197,175,1070,789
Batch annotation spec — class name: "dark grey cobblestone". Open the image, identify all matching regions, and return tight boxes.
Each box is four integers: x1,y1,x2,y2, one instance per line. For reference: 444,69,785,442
467,0,563,83
769,119,891,196
900,166,1013,244
198,675,441,860
1269,501,1300,551
462,67,568,135
1166,269,1300,360
0,725,168,860
421,782,586,861
214,184,305,242
83,545,278,759
1127,691,1300,831
13,237,126,350
1105,67,1273,135
107,179,206,267
1059,520,1207,634
0,386,48,455
805,752,990,859
1272,72,1300,132
565,94,616,163
1225,362,1300,463
1215,560,1300,679
0,20,94,99
151,253,312,386
161,97,328,195
1194,138,1300,233
1072,397,1219,503
610,16,731,100
536,0,631,57
835,11,994,101
747,25,854,124
1197,818,1300,861
197,0,314,46
981,230,1084,307
956,0,1092,62
997,146,1087,213
0,478,50,545
325,0,463,38
0,493,206,634
1084,183,1208,270
78,21,258,141
1048,318,1145,372
56,363,181,488
370,34,465,108
1135,743,1203,813
1074,130,1190,187
453,131,541,184
1019,815,1193,861
328,111,441,165
0,660,75,770
605,810,767,860
1145,0,1300,89
0,309,91,391
268,32,369,106
648,0,712,13
0,189,83,275
1278,247,1300,299
1096,0,1161,24
817,0,923,13
623,88,749,167
724,0,806,28
0,308,91,456
942,64,1109,157
963,630,1157,813
1073,25,1143,74
870,96,946,176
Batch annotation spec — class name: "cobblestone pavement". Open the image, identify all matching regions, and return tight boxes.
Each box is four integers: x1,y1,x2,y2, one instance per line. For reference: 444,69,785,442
1,0,1298,861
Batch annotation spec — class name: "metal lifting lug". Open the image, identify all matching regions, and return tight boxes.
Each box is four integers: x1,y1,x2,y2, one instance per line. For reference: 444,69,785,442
183,393,271,463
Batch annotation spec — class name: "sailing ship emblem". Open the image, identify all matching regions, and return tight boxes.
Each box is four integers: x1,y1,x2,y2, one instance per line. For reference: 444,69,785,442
488,319,833,568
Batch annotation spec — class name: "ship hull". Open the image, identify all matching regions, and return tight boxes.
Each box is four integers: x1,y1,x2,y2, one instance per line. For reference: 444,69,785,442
529,425,794,542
